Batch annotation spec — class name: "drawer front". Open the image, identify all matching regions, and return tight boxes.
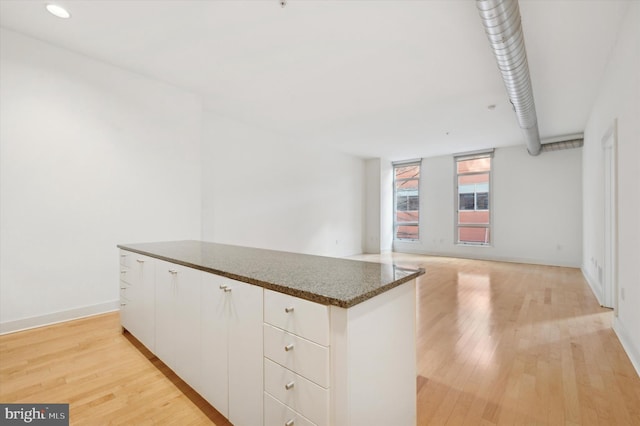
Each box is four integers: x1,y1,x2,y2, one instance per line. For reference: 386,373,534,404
119,280,130,299
264,290,330,346
119,250,133,267
265,392,316,426
119,265,132,284
264,324,329,388
264,359,329,426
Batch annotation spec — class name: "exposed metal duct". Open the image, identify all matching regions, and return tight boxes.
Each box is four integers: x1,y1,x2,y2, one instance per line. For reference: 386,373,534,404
540,133,584,152
477,0,542,156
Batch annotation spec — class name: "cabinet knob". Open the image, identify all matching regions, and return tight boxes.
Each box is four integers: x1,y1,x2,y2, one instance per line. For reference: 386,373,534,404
168,269,178,275
285,420,294,426
285,307,294,313
224,288,232,293
136,259,145,263
284,344,294,352
284,381,295,390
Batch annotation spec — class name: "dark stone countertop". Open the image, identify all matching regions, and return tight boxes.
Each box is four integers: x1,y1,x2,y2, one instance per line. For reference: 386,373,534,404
117,240,424,308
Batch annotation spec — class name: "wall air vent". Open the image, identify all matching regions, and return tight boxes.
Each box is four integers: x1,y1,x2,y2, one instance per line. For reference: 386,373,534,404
540,138,584,152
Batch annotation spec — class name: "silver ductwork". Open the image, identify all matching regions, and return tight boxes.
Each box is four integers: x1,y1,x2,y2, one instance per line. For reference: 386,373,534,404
477,0,542,156
540,133,584,152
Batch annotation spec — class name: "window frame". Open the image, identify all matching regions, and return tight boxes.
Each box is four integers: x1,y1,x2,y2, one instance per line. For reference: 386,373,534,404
393,159,422,242
454,150,493,246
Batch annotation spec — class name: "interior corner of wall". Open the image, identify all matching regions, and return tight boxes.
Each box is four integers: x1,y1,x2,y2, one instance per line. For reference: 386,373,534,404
613,316,640,378
581,266,603,306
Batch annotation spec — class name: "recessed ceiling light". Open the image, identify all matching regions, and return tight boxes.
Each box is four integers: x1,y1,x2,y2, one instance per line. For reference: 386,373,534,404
46,4,71,19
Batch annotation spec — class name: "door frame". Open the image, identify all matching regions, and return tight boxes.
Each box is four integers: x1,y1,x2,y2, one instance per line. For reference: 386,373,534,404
601,119,618,312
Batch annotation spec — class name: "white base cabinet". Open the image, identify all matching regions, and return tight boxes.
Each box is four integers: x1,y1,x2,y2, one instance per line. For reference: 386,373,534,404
200,273,263,426
263,281,417,426
155,259,202,388
330,281,417,426
120,248,417,426
119,250,155,352
200,274,229,418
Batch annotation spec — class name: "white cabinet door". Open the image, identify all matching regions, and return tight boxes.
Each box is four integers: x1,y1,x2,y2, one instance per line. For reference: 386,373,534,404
200,274,229,418
228,279,264,426
121,252,155,352
155,260,202,388
155,260,176,368
201,275,263,425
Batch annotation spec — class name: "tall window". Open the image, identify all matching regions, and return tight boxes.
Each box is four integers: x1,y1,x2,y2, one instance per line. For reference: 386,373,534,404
455,151,492,245
393,161,421,240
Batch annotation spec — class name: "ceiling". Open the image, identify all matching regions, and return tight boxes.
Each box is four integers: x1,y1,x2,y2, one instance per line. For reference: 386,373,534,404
0,0,631,160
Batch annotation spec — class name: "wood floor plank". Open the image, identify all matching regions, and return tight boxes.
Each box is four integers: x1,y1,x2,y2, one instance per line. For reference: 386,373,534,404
353,253,640,426
2,254,639,425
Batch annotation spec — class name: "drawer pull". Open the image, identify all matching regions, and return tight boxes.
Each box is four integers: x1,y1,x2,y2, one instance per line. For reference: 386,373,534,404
120,254,127,257
168,269,178,274
120,270,127,274
285,420,294,426
285,307,295,313
224,288,232,293
219,284,228,290
284,381,295,390
120,303,126,307
120,286,127,290
284,344,294,352
136,259,145,263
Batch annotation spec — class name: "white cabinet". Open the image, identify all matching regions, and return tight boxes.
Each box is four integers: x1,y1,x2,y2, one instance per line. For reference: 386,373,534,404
264,358,329,426
119,250,155,352
330,281,417,426
119,243,417,426
155,259,202,388
200,274,229,417
263,324,329,388
264,282,417,426
264,290,329,346
201,274,263,426
263,289,330,426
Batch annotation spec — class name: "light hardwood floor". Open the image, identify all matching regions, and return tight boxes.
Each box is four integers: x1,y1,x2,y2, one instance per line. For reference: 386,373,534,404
1,254,639,425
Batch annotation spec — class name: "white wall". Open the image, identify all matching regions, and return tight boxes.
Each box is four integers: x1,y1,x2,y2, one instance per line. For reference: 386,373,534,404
201,107,364,257
582,2,640,374
0,30,202,332
380,159,394,252
364,158,394,254
364,159,381,254
394,144,583,267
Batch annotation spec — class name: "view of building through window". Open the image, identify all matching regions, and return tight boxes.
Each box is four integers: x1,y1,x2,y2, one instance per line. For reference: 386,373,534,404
456,155,491,245
394,162,420,240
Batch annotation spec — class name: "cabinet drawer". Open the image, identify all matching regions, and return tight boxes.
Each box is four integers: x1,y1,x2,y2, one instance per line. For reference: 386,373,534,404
264,324,329,388
264,359,329,426
119,280,130,298
265,392,316,426
264,290,330,346
119,250,133,267
119,265,131,284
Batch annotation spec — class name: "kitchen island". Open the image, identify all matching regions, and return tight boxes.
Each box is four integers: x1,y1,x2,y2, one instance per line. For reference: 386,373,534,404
118,240,424,426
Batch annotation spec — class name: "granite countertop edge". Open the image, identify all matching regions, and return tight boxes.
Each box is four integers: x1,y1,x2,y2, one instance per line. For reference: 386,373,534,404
117,244,424,309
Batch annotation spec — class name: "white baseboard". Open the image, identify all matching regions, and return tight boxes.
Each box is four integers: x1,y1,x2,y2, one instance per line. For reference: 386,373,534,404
393,246,581,268
0,300,120,335
613,317,640,378
581,266,604,306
